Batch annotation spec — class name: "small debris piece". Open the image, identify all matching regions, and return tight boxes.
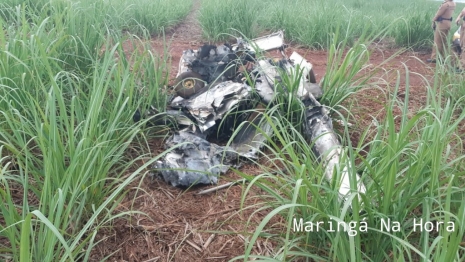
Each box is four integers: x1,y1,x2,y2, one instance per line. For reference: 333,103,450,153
203,234,216,250
185,240,203,252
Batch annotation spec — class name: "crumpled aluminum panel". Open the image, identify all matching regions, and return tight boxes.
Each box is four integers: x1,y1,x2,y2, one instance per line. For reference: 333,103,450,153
289,52,323,99
153,131,238,187
253,57,322,104
303,101,366,203
235,30,285,52
170,81,252,132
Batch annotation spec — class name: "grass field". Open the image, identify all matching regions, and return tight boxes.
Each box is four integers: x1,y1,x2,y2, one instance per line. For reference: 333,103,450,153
200,0,465,49
0,0,464,261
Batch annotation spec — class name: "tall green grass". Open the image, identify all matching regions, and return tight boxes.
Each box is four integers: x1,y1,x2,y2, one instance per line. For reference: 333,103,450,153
231,39,465,261
199,0,260,41
0,47,168,259
0,0,192,36
391,3,435,48
0,1,174,261
434,54,465,108
199,0,453,49
105,0,192,36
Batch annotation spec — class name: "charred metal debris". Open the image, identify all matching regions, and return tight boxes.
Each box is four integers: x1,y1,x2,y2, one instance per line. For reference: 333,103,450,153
146,31,366,202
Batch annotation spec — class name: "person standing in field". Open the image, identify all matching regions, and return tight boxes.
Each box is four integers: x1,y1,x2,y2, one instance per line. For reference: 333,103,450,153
455,7,465,69
427,0,456,63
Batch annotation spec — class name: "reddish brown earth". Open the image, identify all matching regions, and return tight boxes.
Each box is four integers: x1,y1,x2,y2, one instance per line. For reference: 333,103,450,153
91,1,445,262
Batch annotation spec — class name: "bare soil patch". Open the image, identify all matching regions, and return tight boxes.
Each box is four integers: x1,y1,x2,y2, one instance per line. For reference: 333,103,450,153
91,170,281,262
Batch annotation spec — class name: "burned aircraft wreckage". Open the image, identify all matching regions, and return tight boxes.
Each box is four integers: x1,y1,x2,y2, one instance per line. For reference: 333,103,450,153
149,31,366,202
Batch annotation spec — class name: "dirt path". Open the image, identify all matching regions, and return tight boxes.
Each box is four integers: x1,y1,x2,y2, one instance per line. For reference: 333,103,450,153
148,0,206,83
164,0,203,43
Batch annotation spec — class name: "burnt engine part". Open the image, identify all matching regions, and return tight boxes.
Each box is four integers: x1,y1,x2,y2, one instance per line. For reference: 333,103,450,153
178,44,256,85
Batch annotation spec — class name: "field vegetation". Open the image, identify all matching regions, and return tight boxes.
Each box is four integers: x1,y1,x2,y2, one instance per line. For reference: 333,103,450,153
0,0,464,261
200,0,465,49
0,0,189,260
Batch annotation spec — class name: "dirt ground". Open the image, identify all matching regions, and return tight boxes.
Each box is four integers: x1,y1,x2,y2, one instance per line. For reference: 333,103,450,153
91,1,441,261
